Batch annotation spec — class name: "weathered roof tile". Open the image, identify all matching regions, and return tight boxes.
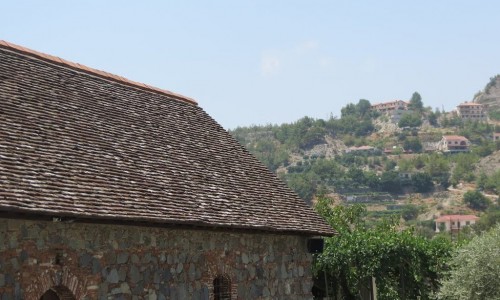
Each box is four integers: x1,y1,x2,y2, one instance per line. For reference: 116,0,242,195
0,41,334,236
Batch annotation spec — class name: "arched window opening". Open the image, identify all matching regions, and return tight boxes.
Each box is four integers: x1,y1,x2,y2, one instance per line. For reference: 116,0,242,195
213,274,231,300
40,290,59,300
39,286,76,300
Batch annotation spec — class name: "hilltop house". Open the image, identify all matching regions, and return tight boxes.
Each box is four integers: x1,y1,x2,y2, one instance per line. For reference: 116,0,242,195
456,102,487,121
370,100,410,123
493,132,500,141
0,41,334,300
371,100,409,113
435,215,479,232
438,135,470,153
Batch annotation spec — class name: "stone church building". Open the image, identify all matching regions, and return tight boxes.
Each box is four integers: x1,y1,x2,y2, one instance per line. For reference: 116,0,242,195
0,41,334,299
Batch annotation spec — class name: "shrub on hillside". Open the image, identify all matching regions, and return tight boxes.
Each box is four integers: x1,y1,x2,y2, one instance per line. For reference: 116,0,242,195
412,172,434,193
463,190,490,211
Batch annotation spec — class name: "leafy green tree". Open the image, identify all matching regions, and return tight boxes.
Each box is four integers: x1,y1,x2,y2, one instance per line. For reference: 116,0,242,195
398,112,422,127
314,198,454,300
347,167,366,186
356,99,372,117
341,103,357,117
401,204,420,221
484,169,500,194
425,154,450,187
253,140,289,172
384,160,397,171
365,171,381,190
380,171,401,193
283,173,317,203
341,99,373,118
403,137,423,153
438,224,500,300
451,153,478,183
397,158,414,172
463,190,491,211
490,109,500,121
300,125,325,149
427,108,440,126
473,141,495,157
412,172,434,193
473,206,500,232
355,119,375,136
476,172,488,190
408,92,424,112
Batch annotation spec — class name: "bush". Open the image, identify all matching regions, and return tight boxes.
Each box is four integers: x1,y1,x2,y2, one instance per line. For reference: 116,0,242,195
403,137,423,153
401,204,420,221
438,224,500,300
463,190,490,211
398,112,422,128
412,172,434,193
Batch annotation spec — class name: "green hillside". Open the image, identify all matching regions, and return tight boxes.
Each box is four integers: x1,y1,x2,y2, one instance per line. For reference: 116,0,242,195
230,90,500,234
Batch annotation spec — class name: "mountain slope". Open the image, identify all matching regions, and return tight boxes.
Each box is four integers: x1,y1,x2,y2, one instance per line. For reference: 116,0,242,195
473,75,500,115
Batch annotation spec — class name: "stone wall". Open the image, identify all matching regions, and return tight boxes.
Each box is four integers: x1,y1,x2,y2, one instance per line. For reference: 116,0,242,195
0,217,314,299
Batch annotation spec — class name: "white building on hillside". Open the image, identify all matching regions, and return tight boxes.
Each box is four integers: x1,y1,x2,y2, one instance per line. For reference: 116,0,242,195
435,215,479,232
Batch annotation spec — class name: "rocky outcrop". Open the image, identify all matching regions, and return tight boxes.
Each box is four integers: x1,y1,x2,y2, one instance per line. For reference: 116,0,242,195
473,75,500,112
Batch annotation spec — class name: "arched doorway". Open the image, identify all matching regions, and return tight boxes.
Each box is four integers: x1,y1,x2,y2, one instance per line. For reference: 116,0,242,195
39,286,76,300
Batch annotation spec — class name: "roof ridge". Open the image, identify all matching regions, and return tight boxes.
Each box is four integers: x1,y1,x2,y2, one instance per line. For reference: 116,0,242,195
0,40,197,106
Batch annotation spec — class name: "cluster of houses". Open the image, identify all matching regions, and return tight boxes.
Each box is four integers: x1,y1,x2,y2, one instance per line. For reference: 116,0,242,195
367,101,487,234
370,99,490,124
364,98,499,155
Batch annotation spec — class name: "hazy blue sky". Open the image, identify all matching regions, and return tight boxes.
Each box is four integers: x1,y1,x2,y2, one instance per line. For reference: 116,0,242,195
2,1,500,129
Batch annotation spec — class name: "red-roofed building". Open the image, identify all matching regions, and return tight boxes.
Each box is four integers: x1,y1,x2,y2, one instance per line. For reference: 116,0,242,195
435,215,479,232
456,102,487,121
438,135,470,153
371,100,410,123
371,100,409,113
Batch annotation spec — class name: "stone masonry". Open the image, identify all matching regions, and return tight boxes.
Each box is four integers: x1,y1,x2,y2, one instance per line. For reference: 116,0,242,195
0,217,314,299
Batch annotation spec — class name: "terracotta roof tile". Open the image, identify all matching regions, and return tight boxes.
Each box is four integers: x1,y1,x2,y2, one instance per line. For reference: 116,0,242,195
0,42,334,236
442,135,469,141
435,215,478,222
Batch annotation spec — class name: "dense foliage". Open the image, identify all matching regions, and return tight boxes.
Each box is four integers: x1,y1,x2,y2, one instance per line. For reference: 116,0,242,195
398,112,422,128
463,190,491,211
408,92,424,112
228,80,500,299
473,206,500,232
229,88,500,298
230,91,500,203
314,198,454,300
437,224,500,300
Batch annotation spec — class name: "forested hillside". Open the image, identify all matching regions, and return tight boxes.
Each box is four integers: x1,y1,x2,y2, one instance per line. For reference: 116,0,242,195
230,77,500,300
230,89,500,234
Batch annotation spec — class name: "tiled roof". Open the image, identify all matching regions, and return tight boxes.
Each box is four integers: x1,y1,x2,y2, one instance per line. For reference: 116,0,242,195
457,102,483,107
371,100,408,107
0,40,196,106
442,135,469,141
0,42,334,236
435,215,479,222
